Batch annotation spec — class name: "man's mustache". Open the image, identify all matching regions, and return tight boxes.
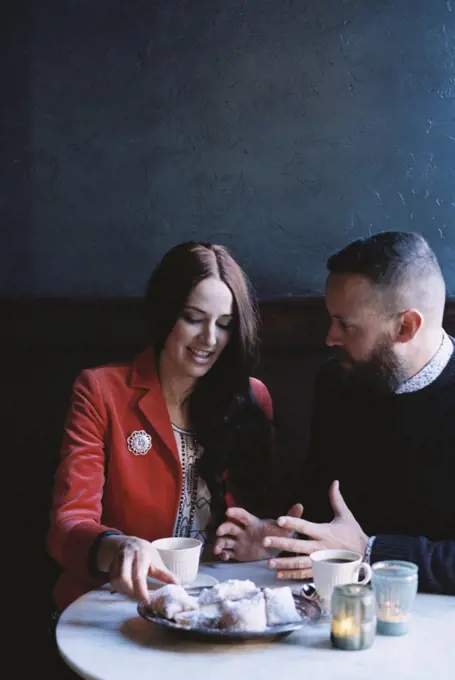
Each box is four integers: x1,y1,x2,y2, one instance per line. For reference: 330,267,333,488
331,347,354,364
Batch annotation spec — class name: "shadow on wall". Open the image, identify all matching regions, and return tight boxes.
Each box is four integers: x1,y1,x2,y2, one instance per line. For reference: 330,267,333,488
2,1,33,295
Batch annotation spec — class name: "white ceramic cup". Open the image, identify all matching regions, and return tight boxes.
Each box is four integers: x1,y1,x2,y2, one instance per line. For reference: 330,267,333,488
151,537,202,584
310,549,372,607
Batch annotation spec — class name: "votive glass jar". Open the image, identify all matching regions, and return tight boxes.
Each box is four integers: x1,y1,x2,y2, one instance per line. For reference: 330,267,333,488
372,560,418,636
331,584,376,651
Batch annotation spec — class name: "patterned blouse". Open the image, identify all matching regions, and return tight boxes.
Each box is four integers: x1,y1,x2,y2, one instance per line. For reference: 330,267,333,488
172,425,211,545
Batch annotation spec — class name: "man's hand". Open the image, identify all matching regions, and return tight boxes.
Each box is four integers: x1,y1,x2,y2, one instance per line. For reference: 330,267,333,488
263,481,369,580
213,503,304,562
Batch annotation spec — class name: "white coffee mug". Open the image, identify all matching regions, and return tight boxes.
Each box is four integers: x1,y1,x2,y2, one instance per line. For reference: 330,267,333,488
151,537,202,584
310,549,372,607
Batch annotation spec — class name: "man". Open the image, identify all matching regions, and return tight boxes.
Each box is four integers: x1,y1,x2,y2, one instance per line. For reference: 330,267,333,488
214,231,455,594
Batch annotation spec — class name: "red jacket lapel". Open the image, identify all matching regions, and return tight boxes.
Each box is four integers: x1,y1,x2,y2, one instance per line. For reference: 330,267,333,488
130,346,180,463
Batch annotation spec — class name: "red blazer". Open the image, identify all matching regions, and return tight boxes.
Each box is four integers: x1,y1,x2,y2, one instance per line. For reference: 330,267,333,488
47,346,273,610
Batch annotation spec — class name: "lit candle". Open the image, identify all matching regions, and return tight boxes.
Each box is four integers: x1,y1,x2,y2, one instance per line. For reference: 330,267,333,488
377,601,409,635
372,560,418,637
330,585,376,651
379,601,408,620
331,617,359,638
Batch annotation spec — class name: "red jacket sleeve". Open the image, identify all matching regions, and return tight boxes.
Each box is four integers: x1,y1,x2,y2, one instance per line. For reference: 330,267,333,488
250,377,274,420
47,370,120,582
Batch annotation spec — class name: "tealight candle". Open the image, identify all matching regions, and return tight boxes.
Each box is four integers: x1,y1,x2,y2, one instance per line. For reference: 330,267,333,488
331,584,376,651
331,616,360,637
376,602,409,635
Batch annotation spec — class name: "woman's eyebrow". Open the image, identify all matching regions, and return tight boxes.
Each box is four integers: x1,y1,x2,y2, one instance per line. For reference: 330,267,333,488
184,305,205,314
185,305,233,317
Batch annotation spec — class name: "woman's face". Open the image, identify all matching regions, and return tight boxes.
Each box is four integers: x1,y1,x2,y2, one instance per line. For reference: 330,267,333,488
161,277,234,380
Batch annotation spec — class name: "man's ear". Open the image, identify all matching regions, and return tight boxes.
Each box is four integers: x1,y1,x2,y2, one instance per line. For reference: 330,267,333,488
397,309,423,343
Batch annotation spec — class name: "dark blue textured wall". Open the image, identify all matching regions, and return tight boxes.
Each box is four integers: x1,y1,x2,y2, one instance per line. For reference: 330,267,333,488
3,0,455,298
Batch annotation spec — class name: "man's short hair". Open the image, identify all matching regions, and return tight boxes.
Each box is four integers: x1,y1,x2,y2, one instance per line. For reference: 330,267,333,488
328,231,441,284
327,231,445,319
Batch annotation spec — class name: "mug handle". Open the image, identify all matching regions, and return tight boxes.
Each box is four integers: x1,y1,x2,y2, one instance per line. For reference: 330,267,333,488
357,562,372,585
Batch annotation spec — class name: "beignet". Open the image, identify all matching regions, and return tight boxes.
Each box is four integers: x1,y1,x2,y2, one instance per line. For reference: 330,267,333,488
218,592,267,632
264,587,301,625
148,584,198,619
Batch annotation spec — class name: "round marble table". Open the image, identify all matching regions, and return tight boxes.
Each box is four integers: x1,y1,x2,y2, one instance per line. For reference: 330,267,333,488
57,560,455,680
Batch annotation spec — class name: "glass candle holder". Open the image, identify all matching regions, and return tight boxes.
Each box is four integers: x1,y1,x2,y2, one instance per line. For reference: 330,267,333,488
372,561,418,636
330,584,376,651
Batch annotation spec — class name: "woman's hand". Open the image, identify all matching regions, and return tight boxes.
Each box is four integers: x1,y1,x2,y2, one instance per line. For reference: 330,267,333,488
97,534,178,602
213,503,304,562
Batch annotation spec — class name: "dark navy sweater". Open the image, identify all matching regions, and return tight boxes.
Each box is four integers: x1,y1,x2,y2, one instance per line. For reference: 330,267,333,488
298,348,455,595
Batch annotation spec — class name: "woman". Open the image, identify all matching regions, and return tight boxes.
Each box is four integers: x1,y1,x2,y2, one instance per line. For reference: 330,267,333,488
47,242,275,610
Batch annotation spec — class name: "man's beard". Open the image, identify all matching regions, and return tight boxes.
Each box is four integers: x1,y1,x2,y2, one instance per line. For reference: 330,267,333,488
333,340,405,395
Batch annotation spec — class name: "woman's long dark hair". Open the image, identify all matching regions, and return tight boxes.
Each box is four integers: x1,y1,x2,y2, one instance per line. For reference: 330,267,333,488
144,242,274,527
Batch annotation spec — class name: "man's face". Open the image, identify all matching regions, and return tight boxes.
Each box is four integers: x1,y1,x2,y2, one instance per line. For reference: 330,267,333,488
324,273,404,392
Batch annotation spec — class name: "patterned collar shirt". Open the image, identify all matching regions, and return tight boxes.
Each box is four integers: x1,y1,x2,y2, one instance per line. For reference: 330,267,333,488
395,330,453,394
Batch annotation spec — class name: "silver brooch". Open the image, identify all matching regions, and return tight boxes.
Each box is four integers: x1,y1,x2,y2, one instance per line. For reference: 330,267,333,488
127,430,152,456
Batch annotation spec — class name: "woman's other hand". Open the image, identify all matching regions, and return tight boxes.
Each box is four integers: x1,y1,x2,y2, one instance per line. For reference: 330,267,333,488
213,503,303,562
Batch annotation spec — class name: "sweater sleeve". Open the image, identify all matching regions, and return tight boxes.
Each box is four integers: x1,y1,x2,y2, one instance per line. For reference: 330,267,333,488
46,369,122,584
371,534,455,595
